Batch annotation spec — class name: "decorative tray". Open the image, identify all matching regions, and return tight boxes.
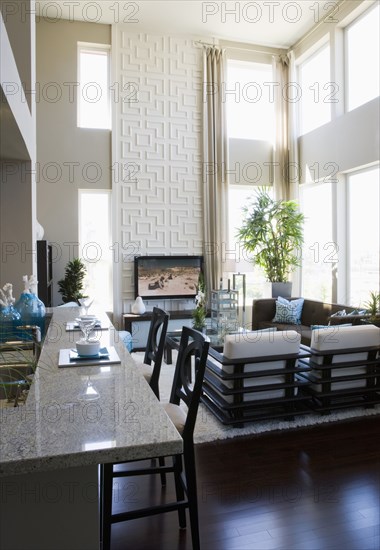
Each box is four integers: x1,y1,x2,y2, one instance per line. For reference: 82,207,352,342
58,346,121,367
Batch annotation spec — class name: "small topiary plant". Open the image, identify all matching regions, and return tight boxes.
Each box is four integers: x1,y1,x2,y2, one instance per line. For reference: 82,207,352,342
58,258,87,304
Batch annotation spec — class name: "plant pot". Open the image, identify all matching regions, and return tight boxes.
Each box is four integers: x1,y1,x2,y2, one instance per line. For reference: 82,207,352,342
271,282,292,299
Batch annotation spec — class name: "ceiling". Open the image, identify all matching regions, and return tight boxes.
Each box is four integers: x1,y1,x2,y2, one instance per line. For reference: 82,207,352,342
35,0,340,49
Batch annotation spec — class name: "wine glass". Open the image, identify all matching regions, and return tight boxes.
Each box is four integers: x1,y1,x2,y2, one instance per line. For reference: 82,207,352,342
79,297,94,316
79,375,100,401
76,317,97,342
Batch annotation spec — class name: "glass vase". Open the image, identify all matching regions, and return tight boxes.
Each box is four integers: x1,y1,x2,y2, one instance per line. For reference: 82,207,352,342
0,305,21,343
15,292,46,338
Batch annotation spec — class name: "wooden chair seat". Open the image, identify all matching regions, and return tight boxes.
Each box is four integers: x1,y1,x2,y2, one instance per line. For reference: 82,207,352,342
164,402,187,434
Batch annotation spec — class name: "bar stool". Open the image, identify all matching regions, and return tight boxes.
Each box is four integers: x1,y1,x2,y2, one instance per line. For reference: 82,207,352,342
133,306,169,399
100,326,209,550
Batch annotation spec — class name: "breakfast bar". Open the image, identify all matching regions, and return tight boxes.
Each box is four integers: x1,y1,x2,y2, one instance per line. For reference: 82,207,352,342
0,307,183,550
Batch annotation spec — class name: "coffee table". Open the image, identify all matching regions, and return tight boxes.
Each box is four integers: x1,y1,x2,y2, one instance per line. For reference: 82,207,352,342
165,327,241,365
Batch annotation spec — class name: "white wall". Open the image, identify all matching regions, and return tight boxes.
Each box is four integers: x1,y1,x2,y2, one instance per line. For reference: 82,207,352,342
112,29,204,318
36,19,111,305
299,97,380,183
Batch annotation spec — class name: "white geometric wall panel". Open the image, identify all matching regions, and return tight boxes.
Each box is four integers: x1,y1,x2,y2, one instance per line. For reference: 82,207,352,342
113,28,203,310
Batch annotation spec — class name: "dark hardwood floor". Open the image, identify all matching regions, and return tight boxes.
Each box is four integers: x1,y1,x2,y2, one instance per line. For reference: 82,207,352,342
110,416,380,550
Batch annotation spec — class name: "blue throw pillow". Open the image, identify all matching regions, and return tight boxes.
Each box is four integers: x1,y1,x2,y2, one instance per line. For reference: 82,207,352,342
272,297,305,325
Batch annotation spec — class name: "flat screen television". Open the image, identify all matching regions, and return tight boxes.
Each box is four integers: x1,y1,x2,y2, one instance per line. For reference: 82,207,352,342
134,255,203,300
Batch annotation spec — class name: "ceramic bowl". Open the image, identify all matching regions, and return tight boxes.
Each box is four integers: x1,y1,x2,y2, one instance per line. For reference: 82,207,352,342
76,339,100,357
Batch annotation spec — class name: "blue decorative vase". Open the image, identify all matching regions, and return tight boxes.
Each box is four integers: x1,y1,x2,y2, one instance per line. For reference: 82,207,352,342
0,305,21,343
15,292,46,338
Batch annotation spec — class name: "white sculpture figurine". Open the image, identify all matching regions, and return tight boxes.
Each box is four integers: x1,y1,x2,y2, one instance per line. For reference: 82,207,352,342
131,296,146,314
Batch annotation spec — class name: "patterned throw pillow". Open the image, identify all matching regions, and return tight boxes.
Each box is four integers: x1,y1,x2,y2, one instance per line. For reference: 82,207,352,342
272,297,305,325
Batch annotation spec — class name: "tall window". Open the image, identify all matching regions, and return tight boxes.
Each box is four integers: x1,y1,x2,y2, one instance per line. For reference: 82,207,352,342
78,43,111,129
227,186,274,306
298,44,331,135
300,182,334,302
226,60,274,143
226,59,275,302
345,4,380,112
79,190,113,311
347,166,379,307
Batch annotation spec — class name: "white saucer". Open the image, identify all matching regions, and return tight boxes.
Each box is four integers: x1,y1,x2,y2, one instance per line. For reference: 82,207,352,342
78,315,97,321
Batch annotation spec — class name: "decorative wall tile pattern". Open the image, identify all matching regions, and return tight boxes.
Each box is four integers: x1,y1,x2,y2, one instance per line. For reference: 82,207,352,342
114,30,203,307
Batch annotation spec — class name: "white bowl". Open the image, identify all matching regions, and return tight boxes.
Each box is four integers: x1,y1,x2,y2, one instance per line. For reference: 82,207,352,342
76,340,100,357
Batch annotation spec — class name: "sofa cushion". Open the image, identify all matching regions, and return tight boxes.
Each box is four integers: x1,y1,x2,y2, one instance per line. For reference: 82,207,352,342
221,330,301,372
310,324,380,365
311,324,379,351
224,330,301,359
301,300,355,326
272,297,304,325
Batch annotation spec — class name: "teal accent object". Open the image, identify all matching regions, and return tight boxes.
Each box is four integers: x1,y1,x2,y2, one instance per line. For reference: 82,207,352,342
15,292,46,338
0,305,21,343
119,330,133,352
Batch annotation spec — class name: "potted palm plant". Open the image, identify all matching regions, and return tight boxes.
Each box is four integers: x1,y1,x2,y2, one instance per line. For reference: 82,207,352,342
237,188,305,297
363,291,380,327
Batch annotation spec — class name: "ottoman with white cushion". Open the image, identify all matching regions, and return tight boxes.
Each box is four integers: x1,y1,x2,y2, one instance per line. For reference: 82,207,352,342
297,324,380,413
201,330,311,425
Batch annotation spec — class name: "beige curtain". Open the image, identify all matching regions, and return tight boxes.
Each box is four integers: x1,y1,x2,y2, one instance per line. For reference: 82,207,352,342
202,46,228,293
272,51,300,201
273,51,301,294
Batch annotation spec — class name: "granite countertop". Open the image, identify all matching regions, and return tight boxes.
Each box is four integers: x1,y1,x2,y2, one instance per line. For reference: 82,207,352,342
0,307,183,477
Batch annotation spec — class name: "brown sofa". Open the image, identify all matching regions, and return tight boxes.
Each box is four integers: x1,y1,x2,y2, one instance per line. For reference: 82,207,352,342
251,298,362,345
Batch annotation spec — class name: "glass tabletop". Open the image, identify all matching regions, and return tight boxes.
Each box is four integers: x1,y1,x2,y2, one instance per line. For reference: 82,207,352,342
166,326,245,351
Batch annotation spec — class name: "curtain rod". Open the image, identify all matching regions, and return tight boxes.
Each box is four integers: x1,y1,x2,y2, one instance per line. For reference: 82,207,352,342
222,43,284,55
195,0,344,55
193,39,282,55
193,39,217,48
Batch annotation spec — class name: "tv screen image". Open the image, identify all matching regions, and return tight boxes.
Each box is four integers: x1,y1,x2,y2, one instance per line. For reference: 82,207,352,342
134,256,203,300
